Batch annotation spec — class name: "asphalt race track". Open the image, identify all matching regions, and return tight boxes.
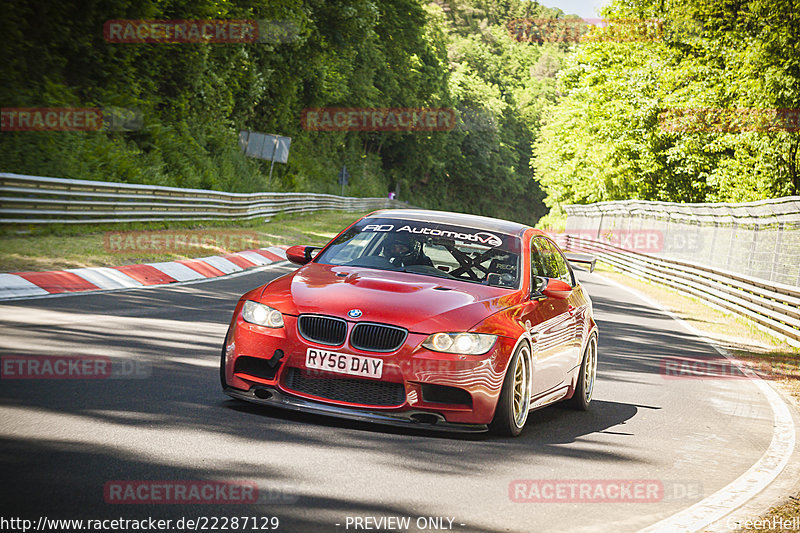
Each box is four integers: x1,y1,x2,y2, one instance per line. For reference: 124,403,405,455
1,264,798,532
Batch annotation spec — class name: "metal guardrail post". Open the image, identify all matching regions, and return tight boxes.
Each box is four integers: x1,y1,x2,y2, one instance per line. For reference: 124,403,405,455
708,221,718,265
596,212,604,240
725,221,738,271
770,222,783,283
748,224,759,277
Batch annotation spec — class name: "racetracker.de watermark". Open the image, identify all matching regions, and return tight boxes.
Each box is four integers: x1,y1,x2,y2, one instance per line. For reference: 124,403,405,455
554,229,703,255
564,229,664,253
509,479,702,503
659,108,800,133
660,357,778,380
104,480,297,504
301,359,474,379
1,107,142,132
507,18,663,43
1,355,150,379
301,108,456,132
104,20,257,43
103,230,259,254
104,19,299,44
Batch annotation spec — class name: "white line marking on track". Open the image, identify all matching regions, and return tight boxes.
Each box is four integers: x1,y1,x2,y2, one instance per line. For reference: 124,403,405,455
164,356,218,368
594,274,796,533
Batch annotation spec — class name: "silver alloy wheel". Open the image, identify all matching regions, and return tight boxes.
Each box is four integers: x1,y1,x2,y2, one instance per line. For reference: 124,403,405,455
583,337,597,403
512,345,531,428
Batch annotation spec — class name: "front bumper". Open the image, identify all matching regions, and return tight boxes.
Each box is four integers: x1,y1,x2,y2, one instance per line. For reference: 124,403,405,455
224,315,515,426
224,385,487,433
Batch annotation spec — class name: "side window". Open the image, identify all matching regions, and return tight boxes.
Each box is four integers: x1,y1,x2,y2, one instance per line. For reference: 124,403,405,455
533,238,574,287
547,241,575,287
530,238,550,293
530,238,548,278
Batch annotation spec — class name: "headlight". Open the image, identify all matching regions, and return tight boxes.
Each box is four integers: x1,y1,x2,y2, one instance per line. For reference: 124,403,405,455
421,333,497,355
242,300,284,328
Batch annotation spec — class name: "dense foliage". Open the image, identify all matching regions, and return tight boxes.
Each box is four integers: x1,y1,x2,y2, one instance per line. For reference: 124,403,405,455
0,0,566,225
2,0,796,227
533,0,800,223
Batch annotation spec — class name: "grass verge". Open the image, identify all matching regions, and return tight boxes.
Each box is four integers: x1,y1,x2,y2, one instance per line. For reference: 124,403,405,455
594,262,800,532
0,210,364,273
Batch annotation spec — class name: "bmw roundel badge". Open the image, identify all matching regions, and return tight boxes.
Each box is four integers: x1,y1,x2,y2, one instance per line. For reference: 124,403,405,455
347,309,363,319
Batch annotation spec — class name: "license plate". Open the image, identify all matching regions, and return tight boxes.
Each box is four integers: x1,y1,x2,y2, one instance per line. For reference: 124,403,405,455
305,348,383,379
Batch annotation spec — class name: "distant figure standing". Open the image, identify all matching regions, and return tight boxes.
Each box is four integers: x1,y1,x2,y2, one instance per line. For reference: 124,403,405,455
388,191,396,200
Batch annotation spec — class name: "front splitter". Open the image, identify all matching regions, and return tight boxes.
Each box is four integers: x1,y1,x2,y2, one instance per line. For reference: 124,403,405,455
223,385,488,433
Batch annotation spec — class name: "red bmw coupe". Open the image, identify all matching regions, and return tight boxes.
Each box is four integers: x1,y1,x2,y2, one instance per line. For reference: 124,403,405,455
221,209,598,436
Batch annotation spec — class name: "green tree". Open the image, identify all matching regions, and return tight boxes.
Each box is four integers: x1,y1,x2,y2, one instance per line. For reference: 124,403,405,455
532,0,800,216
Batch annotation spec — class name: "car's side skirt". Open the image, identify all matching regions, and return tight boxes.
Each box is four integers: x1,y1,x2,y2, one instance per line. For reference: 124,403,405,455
529,387,569,411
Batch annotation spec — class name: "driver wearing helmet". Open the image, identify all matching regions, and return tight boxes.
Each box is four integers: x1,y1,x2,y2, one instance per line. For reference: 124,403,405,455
383,233,433,268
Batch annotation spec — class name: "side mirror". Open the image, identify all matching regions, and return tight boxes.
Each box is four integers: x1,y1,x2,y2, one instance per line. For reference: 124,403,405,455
565,252,596,273
542,278,572,299
286,245,314,265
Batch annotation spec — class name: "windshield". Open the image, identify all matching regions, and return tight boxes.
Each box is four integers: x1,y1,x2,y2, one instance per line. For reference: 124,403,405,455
315,218,521,289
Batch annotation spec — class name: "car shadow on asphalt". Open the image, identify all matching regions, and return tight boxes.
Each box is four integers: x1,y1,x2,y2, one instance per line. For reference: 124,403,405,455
0,436,511,533
220,396,648,465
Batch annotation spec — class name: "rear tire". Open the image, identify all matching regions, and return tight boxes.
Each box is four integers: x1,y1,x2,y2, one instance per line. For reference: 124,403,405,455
489,343,531,437
567,335,597,411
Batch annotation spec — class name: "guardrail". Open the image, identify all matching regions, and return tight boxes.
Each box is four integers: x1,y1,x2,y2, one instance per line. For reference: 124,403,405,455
557,234,800,345
564,197,800,288
0,173,406,224
565,196,800,224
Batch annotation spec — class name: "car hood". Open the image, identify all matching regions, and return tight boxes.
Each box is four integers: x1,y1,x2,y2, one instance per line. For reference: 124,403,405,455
259,263,523,333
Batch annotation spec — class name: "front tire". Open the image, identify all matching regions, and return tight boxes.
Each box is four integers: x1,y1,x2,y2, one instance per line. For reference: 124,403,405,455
220,342,228,389
567,335,597,410
489,342,532,437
